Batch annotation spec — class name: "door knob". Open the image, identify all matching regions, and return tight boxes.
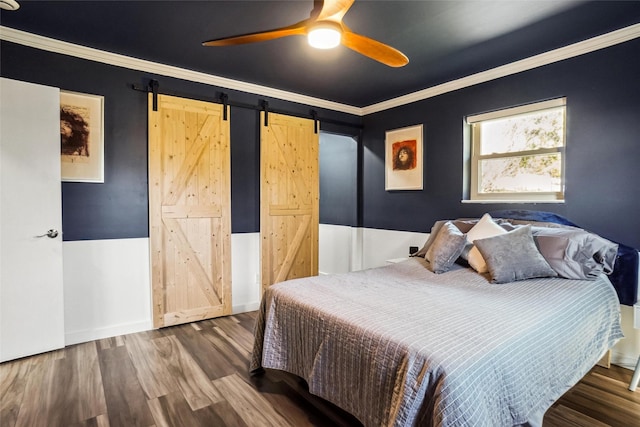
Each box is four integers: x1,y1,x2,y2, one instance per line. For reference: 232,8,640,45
35,229,59,238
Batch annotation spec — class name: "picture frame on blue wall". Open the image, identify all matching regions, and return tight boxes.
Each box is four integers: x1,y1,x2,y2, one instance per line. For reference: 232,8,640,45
60,90,104,183
385,124,423,190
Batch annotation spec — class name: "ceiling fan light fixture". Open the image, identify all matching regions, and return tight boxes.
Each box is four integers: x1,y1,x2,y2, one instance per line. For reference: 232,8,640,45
203,0,408,67
0,0,20,10
308,23,342,49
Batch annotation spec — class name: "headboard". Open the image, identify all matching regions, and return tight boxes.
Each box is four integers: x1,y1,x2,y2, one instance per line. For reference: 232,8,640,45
489,210,639,306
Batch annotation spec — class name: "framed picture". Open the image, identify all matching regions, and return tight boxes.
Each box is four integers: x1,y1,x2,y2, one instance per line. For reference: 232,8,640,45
385,124,423,190
60,90,104,182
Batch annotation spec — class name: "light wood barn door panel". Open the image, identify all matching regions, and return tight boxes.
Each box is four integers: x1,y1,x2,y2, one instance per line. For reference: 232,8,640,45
260,112,319,292
149,94,231,328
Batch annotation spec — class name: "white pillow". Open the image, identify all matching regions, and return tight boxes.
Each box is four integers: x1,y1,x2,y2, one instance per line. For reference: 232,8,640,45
466,213,507,273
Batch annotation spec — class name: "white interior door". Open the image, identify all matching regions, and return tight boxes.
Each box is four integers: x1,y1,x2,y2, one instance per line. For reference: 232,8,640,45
0,77,65,362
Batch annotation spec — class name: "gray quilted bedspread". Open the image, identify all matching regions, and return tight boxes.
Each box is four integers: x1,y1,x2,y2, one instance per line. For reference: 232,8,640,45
251,258,623,427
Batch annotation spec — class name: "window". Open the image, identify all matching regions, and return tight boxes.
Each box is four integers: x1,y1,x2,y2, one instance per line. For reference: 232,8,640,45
466,98,566,202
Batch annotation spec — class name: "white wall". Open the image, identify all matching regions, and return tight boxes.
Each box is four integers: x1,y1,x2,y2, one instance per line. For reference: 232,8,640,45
612,302,640,370
319,224,354,274
319,224,429,273
62,226,637,373
230,233,261,313
361,227,428,269
63,233,262,345
611,262,640,370
61,226,425,344
63,238,151,345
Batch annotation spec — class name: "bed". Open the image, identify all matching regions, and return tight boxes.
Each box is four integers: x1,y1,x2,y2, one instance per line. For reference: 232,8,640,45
251,211,630,426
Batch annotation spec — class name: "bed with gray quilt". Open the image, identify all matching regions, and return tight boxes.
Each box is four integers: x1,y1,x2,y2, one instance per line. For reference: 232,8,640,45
250,213,626,427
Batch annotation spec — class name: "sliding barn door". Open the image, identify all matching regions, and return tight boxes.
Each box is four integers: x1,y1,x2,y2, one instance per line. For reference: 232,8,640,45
260,112,319,292
148,94,231,328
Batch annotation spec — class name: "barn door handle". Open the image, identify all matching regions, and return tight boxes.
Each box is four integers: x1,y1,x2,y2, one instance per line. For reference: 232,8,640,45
35,229,59,238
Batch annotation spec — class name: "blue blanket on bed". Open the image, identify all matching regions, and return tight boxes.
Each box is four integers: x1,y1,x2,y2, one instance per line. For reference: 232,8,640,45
490,210,639,306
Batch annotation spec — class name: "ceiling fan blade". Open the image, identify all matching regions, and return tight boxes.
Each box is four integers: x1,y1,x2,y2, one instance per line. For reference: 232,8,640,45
342,30,409,67
203,20,308,46
316,0,355,22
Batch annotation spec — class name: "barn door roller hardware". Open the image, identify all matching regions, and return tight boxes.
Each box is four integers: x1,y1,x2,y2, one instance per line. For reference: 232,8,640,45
310,110,319,134
261,100,269,127
149,79,159,111
219,92,229,121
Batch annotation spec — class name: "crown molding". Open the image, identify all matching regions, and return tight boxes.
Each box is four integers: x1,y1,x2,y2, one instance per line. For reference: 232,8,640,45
0,26,363,116
2,23,639,117
362,22,640,115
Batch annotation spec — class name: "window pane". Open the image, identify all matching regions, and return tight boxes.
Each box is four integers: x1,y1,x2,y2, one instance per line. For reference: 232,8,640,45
480,108,564,155
479,153,562,193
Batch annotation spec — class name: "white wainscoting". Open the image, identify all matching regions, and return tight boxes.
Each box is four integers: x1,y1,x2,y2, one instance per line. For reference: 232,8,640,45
319,224,428,273
611,256,640,370
613,303,640,370
360,227,428,270
63,233,262,345
63,238,152,345
61,228,638,372
319,224,355,275
231,232,261,314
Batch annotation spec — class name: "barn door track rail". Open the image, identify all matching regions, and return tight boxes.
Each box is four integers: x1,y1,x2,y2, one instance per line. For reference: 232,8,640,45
132,79,362,133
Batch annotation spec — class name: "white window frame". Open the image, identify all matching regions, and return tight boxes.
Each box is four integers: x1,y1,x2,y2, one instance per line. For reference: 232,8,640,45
466,98,566,202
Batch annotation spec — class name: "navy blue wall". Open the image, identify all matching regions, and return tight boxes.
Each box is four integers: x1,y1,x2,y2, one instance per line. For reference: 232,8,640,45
319,133,358,226
0,41,361,240
362,38,640,249
3,37,639,249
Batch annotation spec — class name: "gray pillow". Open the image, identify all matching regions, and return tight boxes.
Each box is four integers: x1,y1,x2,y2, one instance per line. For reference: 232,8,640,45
412,220,448,258
413,218,482,258
458,219,520,262
474,225,557,284
413,217,513,261
531,227,618,280
425,221,467,273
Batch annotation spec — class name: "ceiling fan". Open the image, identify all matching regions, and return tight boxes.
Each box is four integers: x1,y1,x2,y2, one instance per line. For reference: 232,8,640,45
0,0,20,11
202,0,409,68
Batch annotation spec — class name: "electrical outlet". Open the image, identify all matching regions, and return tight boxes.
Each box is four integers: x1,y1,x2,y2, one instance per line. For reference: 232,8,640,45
410,246,419,255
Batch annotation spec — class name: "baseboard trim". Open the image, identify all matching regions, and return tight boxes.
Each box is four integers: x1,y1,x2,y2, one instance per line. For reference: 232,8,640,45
65,320,153,346
232,302,260,315
612,350,637,371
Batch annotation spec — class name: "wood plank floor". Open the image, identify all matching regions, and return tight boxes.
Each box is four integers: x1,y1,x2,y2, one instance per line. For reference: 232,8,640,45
1,312,638,427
